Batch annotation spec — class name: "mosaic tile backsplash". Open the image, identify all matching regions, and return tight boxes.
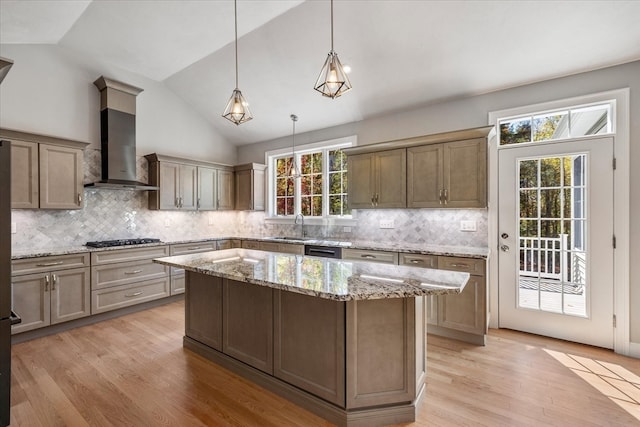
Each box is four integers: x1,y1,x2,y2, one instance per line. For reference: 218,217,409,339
11,149,487,251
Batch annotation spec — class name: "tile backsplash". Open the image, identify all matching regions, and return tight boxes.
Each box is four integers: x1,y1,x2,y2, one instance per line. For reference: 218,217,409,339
12,149,487,251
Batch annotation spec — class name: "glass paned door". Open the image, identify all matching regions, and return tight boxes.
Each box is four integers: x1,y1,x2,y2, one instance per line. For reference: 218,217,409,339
498,137,614,348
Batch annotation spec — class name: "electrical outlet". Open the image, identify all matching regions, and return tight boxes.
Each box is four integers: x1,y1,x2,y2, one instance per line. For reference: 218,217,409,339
379,219,395,229
11,222,16,234
343,226,352,233
460,220,477,232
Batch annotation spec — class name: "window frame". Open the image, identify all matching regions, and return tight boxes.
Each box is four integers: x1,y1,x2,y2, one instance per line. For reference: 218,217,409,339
265,135,357,225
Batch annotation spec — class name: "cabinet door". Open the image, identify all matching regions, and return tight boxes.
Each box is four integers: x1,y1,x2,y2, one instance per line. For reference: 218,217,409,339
443,138,487,208
223,279,273,374
11,273,50,334
197,167,217,211
179,164,197,210
347,153,375,209
185,273,222,350
217,169,235,210
39,144,83,209
234,169,253,210
438,274,486,334
50,267,90,325
11,140,39,209
375,149,406,208
158,162,180,209
407,144,443,208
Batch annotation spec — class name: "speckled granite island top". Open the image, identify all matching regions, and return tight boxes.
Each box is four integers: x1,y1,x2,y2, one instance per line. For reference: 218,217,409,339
154,248,469,301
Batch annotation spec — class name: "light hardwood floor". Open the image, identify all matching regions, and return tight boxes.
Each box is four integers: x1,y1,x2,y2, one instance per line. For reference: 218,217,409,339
10,300,640,426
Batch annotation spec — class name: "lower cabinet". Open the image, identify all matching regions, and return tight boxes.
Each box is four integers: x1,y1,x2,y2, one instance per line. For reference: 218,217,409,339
169,241,217,295
223,279,273,374
90,245,170,314
241,240,303,255
185,273,223,350
11,266,90,334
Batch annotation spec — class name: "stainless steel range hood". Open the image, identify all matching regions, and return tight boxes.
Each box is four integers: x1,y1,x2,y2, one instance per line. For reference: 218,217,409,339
85,76,158,190
0,57,13,84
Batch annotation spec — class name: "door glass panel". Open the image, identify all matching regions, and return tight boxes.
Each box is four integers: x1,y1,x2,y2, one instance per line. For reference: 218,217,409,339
517,154,588,317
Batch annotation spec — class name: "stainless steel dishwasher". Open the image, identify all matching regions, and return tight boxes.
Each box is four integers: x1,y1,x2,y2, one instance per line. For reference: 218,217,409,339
304,245,343,259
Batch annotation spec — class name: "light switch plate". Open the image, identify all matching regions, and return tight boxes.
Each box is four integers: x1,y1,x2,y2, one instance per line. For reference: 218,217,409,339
460,220,477,232
11,222,16,234
379,219,395,229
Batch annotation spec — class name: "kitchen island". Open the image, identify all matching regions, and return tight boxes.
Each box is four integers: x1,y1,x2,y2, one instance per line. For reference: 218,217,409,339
154,249,469,427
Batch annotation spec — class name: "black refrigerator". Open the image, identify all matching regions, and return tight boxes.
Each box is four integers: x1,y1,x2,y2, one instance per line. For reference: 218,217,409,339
0,139,20,426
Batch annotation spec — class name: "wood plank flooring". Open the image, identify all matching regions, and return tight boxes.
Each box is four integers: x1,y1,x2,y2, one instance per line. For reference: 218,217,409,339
9,300,640,426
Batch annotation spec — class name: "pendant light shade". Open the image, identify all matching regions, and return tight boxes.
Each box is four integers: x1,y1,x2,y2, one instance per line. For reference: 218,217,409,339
222,0,253,125
314,0,351,99
288,114,301,179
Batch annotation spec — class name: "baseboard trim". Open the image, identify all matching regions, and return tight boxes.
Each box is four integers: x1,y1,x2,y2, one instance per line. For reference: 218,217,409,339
12,294,184,344
629,341,640,358
183,336,419,427
427,324,486,346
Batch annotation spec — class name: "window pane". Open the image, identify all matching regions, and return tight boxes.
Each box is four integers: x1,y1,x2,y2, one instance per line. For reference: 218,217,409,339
540,189,561,218
329,172,341,193
301,176,311,196
329,149,346,172
519,189,538,219
571,104,610,136
301,196,311,216
519,159,538,188
312,152,323,173
500,117,532,145
312,196,322,216
285,197,294,215
540,157,561,187
313,176,323,194
533,111,568,141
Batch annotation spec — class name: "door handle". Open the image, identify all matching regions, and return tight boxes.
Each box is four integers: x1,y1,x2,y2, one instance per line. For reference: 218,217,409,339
500,245,510,252
501,233,509,239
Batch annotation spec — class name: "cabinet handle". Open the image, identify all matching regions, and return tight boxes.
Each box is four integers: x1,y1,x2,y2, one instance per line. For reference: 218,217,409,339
409,259,424,264
36,261,64,267
361,254,376,259
197,198,200,209
124,291,143,298
439,189,444,205
51,273,58,291
443,189,448,205
375,193,379,206
186,247,201,251
78,193,82,204
371,195,375,207
175,197,180,208
450,263,469,268
124,269,143,275
44,274,49,291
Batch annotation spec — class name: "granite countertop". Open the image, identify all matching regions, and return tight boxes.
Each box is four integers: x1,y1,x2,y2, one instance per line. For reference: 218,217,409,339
153,248,469,301
12,236,488,260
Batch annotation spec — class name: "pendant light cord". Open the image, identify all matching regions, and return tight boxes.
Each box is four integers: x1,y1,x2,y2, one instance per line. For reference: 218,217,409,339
234,0,239,89
330,0,334,51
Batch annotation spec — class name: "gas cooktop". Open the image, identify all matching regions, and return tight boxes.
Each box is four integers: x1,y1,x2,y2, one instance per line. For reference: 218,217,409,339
85,238,161,248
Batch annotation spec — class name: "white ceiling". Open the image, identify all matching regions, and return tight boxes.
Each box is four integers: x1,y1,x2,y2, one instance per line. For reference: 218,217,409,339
2,0,640,146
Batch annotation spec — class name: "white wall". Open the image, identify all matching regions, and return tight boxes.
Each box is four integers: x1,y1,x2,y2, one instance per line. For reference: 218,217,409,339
239,61,640,345
0,44,237,164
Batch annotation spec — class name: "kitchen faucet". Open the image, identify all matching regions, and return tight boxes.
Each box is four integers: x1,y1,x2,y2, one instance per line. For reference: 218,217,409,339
294,214,305,238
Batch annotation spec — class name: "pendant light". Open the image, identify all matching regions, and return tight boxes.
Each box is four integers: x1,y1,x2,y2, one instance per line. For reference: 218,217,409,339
314,0,352,99
222,0,253,125
288,114,301,178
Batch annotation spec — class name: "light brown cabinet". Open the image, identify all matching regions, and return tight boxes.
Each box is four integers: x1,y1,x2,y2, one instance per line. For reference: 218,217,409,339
241,240,304,255
347,149,406,209
2,128,88,210
146,153,235,211
234,163,266,211
90,245,170,314
342,248,399,264
11,253,91,334
408,138,487,208
169,240,218,295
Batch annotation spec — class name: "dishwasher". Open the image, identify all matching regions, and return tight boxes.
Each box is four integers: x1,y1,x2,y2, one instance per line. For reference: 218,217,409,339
304,245,342,259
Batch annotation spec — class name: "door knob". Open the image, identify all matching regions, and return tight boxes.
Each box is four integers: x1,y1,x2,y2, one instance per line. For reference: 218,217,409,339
500,245,510,252
501,233,509,239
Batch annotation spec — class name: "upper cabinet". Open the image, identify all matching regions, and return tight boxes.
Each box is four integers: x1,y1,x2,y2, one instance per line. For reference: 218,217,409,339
347,149,406,209
145,153,237,211
344,126,493,209
234,163,266,211
1,128,88,210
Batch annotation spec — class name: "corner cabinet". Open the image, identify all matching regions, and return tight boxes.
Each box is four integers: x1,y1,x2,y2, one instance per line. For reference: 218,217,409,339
347,149,406,209
344,126,493,209
234,163,266,211
145,154,234,211
1,128,88,210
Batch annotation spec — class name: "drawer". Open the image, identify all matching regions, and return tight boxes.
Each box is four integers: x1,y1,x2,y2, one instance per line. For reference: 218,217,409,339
399,253,438,269
342,248,398,265
91,245,169,265
12,252,90,276
278,243,304,255
217,239,241,250
170,241,216,256
259,241,281,252
91,277,170,314
242,240,261,250
437,256,485,276
91,258,169,290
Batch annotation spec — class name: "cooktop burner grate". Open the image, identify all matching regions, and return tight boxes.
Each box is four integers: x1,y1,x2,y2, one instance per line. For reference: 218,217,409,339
85,238,161,248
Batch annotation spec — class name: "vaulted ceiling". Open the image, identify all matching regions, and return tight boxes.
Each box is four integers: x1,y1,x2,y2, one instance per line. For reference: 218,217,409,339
2,0,640,145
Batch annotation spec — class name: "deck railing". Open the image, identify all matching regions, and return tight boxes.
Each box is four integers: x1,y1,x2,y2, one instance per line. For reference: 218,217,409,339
519,235,569,280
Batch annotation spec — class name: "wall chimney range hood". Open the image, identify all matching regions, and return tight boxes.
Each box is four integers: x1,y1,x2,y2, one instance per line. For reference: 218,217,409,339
0,57,13,84
85,76,158,190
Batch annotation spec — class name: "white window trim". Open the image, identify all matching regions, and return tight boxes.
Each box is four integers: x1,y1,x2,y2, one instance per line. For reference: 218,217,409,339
264,135,358,226
487,88,630,356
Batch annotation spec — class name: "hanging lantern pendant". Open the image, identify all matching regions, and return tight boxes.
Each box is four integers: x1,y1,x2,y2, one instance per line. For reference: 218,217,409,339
314,0,351,99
